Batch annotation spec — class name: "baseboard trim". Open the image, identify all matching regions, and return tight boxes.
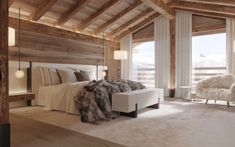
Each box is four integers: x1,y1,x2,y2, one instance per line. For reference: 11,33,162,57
0,123,10,147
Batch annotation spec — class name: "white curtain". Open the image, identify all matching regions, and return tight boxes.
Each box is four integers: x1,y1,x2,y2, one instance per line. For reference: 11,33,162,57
175,11,192,97
120,34,132,80
226,19,235,75
154,16,170,96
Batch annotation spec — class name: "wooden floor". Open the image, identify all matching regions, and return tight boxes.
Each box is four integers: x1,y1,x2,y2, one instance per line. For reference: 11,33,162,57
10,114,125,147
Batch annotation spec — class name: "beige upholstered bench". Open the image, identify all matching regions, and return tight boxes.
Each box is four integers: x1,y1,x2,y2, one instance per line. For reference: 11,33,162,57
112,88,164,117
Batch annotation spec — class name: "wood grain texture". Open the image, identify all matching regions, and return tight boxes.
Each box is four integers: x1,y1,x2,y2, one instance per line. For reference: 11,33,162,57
107,8,153,37
7,0,153,40
179,0,235,7
77,0,121,32
9,17,120,80
115,13,161,40
141,0,175,19
9,0,14,7
171,1,235,16
192,15,226,36
9,17,119,48
174,8,235,19
94,0,143,35
29,0,58,21
132,14,226,41
132,22,154,42
56,0,91,26
0,0,9,123
9,93,35,102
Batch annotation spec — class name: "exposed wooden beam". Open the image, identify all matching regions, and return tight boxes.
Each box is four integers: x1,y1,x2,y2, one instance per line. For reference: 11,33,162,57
133,33,154,42
9,17,119,47
114,13,161,40
179,0,235,7
94,0,143,35
171,1,235,16
141,0,174,19
107,8,153,37
193,24,226,36
77,0,121,32
56,0,90,26
174,8,235,19
193,28,226,36
29,0,57,21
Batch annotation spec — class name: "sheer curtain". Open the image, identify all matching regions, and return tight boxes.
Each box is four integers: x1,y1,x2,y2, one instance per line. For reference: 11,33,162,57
120,34,132,80
154,16,170,96
226,19,235,75
175,11,192,97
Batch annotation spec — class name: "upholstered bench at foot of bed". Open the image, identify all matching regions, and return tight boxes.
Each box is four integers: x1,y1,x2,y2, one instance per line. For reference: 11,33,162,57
112,88,164,118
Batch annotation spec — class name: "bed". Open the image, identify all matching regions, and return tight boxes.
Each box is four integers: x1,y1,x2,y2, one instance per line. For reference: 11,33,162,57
31,63,148,123
32,62,106,115
38,82,89,114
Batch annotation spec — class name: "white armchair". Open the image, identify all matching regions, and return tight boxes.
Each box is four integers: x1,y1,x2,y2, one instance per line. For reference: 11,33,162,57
195,74,235,107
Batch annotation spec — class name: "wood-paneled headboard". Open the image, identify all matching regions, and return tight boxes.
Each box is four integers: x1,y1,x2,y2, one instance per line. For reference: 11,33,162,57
9,18,120,80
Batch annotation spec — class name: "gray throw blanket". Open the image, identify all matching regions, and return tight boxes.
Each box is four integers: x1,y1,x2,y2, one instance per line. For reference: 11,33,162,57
74,79,146,124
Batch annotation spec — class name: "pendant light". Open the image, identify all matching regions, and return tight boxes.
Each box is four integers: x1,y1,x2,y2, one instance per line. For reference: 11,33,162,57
15,0,24,79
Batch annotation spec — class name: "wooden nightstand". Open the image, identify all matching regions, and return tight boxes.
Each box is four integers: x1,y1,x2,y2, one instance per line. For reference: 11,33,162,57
9,93,35,106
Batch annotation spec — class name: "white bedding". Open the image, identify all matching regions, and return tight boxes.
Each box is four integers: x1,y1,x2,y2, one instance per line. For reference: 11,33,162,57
38,81,89,114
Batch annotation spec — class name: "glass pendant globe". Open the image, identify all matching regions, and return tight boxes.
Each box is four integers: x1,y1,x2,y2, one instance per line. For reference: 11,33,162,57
15,70,24,78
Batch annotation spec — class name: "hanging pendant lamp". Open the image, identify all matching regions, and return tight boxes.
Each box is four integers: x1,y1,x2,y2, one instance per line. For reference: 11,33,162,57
15,0,24,79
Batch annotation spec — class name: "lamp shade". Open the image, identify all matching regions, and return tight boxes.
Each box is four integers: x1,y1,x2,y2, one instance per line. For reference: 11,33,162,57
8,27,15,46
15,69,24,79
114,50,127,60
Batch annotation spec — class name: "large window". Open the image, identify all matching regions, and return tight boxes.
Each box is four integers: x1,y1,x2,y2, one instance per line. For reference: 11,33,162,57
132,41,155,88
192,33,227,85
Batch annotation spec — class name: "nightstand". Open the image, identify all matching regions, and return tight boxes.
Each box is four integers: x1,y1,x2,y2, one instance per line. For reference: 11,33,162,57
9,93,35,106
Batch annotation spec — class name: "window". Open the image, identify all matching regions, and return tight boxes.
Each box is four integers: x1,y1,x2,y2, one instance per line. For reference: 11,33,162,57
192,33,227,85
132,41,155,88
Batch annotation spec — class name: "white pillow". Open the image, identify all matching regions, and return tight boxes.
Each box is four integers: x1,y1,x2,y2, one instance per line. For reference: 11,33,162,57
49,68,61,85
79,70,96,81
40,67,61,86
57,68,77,83
40,67,46,86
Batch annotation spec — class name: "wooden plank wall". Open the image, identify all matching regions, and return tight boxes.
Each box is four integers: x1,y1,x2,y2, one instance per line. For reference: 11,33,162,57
133,23,154,42
8,18,120,80
192,15,226,36
0,0,9,124
132,14,226,42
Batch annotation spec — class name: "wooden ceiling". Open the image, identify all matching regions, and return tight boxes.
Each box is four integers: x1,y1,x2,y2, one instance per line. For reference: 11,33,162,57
8,0,235,41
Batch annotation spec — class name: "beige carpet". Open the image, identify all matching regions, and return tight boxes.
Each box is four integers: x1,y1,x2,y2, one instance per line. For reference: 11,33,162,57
11,100,235,147
10,114,124,147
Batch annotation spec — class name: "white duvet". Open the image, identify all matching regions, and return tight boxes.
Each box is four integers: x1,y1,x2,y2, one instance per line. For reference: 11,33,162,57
38,81,89,115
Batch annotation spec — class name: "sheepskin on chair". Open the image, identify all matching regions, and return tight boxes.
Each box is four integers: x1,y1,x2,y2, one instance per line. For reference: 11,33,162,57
195,74,235,107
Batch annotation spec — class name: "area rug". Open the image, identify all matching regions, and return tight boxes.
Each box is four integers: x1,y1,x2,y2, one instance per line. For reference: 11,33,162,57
11,100,235,147
10,114,124,147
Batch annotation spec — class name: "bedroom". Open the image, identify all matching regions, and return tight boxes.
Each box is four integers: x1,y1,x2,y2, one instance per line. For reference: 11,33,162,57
1,0,235,147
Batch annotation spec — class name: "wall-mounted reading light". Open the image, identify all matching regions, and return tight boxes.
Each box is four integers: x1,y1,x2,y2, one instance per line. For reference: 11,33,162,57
15,0,24,79
114,50,127,60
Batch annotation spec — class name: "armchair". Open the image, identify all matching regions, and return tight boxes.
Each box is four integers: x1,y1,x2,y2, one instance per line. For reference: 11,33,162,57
195,74,235,107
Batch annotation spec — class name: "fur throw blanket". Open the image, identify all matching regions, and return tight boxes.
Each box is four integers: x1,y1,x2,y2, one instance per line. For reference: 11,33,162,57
74,79,146,124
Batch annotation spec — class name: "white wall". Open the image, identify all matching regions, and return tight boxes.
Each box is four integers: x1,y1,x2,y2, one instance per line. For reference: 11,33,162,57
9,61,29,108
